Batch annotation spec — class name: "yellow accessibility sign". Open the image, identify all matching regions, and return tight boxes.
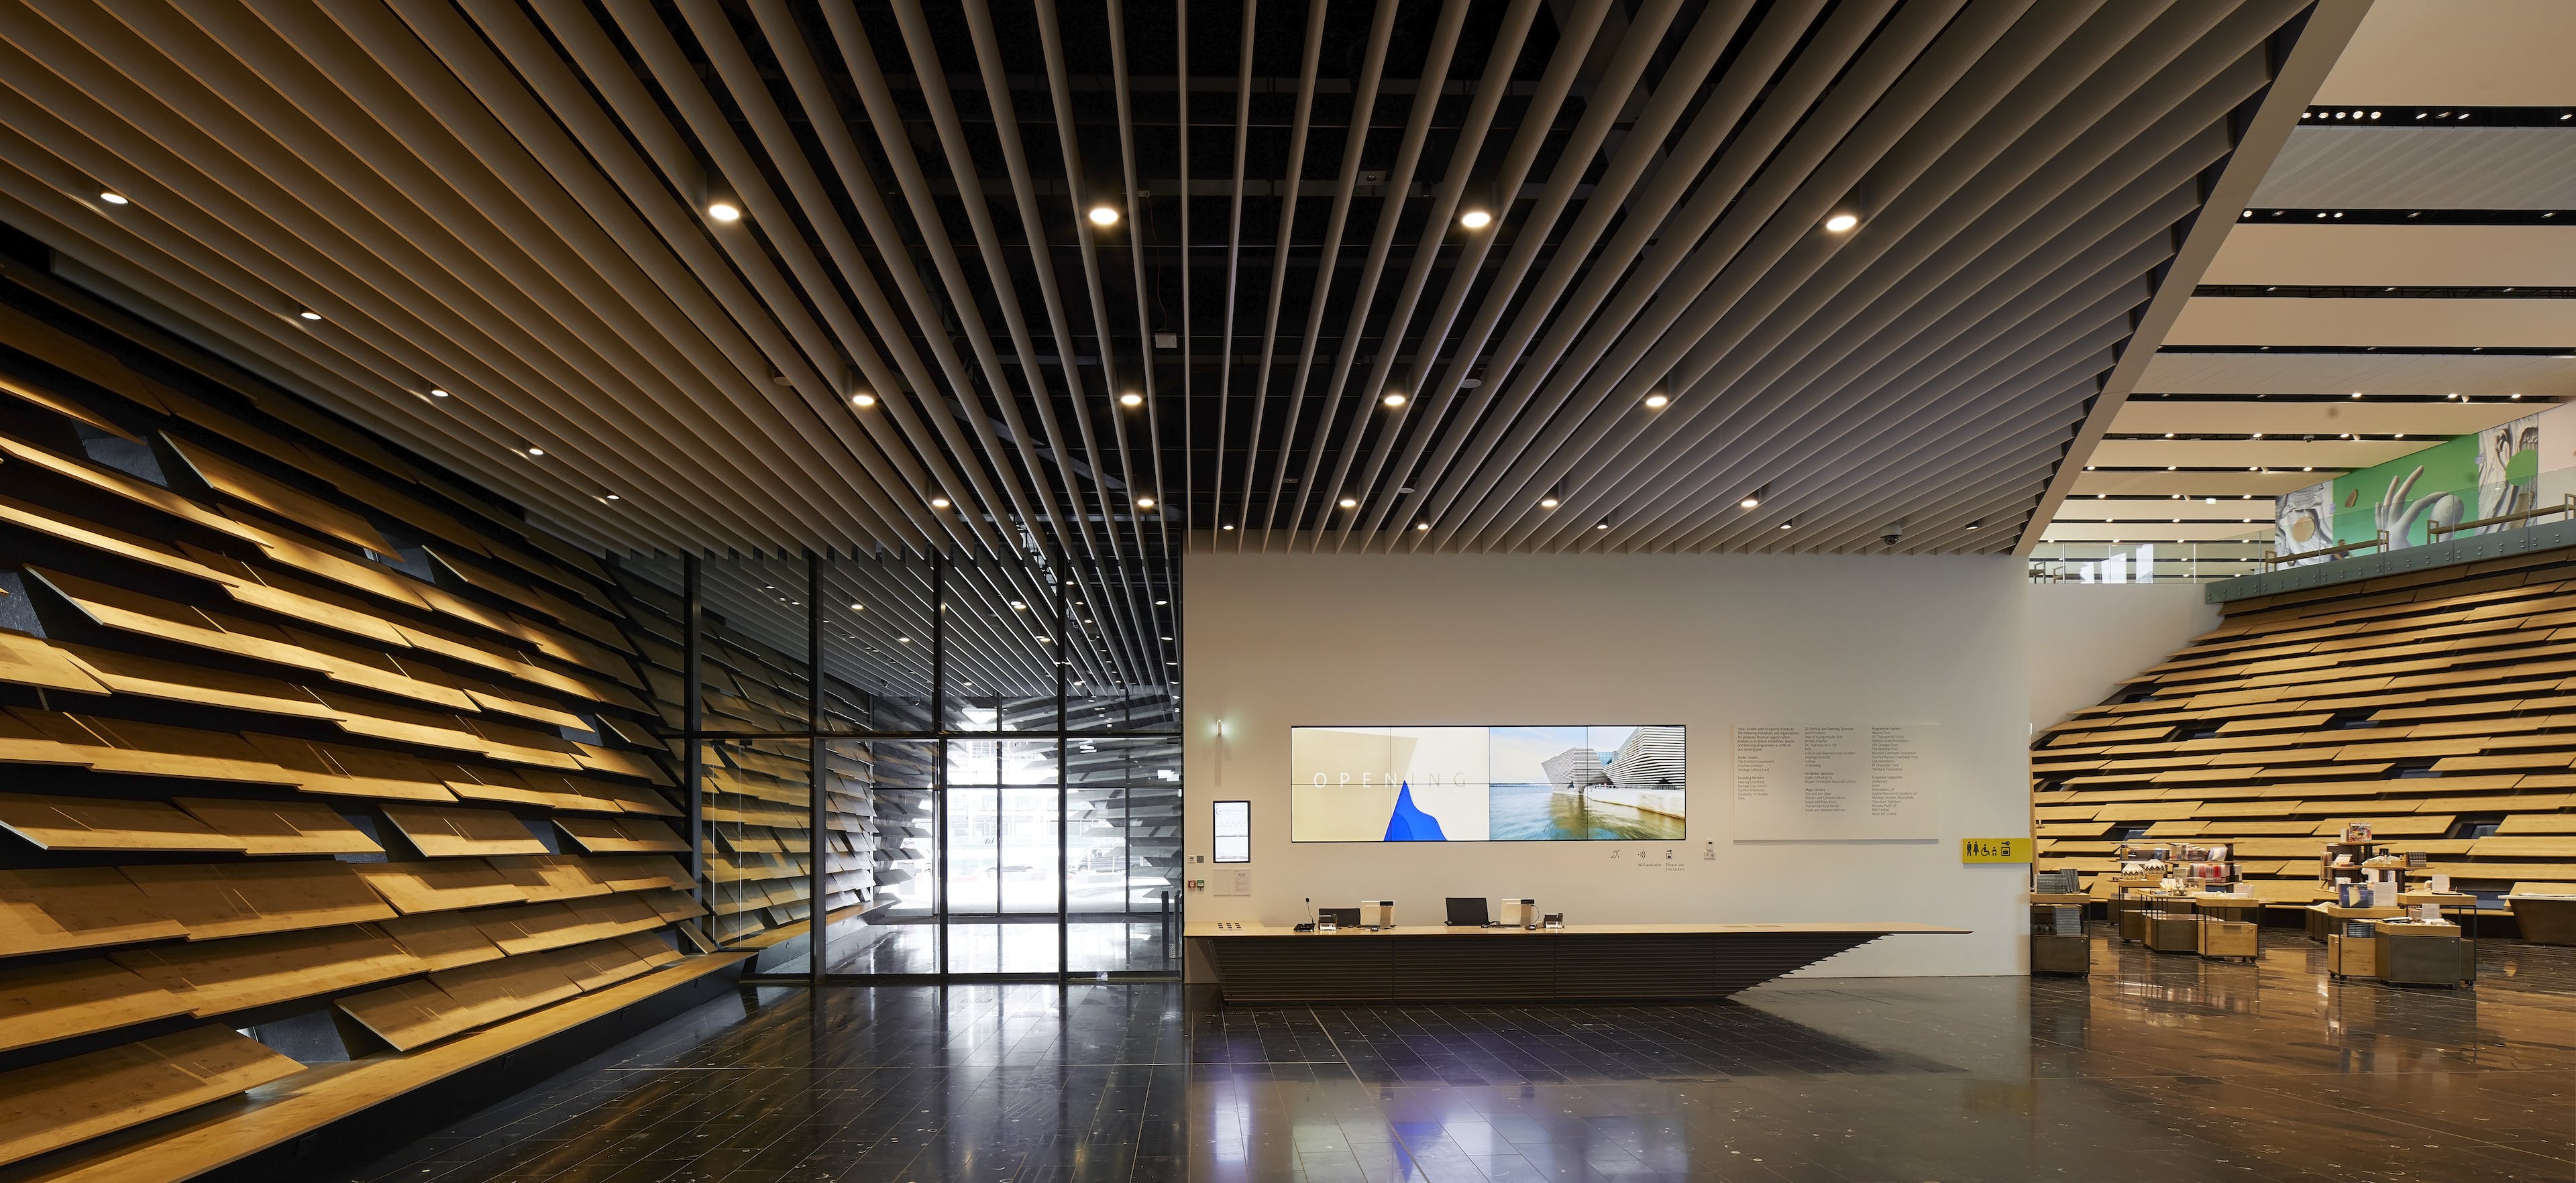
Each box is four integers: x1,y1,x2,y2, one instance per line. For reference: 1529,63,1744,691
1961,837,2033,863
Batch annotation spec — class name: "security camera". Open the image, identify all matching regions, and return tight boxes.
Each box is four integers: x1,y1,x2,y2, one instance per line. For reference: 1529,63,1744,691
1881,519,1907,547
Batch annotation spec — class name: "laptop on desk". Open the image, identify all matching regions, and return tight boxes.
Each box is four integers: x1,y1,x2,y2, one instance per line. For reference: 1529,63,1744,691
1445,897,1490,927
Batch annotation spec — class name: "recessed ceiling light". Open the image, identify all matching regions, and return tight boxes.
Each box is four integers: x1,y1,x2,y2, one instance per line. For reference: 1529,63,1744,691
706,201,741,221
1089,205,1121,227
1823,212,1859,233
1739,495,1760,509
429,388,450,398
1136,496,1156,508
1338,497,1358,508
98,192,128,205
1382,392,1407,408
1222,523,1234,530
297,308,322,321
1595,520,1611,530
930,496,951,508
1416,522,1431,530
525,447,543,456
1119,392,1144,407
1155,599,1169,606
898,636,912,643
1458,209,1493,230
851,603,865,611
1778,520,1793,530
2203,497,2216,504
1010,601,1026,610
2351,392,2363,398
852,392,876,408
604,494,620,500
1644,393,1669,408
1540,496,1558,508
1966,520,1982,530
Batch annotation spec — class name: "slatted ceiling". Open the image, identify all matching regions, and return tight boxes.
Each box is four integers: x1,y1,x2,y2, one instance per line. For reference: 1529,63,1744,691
117,863,394,941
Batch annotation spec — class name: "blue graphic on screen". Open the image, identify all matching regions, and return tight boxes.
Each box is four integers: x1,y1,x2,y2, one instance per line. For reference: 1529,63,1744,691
1291,725,1683,842
1381,782,1449,841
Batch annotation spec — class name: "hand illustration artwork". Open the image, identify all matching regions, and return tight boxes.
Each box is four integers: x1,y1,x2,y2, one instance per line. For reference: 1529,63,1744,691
2479,478,2535,530
2376,465,2464,548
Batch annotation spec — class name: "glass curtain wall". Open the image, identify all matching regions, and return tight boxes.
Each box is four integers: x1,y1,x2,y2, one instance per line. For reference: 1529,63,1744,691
626,550,1177,984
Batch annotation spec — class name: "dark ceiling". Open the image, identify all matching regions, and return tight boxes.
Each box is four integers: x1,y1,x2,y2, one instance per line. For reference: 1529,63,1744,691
0,0,2330,561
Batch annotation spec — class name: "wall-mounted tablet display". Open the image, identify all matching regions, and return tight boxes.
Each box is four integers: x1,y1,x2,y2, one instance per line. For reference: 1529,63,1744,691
1212,799,1251,863
1291,725,1683,842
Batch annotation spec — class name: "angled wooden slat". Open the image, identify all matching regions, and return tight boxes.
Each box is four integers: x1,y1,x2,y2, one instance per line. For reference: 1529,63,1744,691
119,862,395,940
380,805,549,857
554,817,687,854
0,628,109,695
0,868,189,957
170,797,380,855
0,793,244,853
352,860,525,915
0,1025,299,1168
108,926,427,1017
0,959,194,1056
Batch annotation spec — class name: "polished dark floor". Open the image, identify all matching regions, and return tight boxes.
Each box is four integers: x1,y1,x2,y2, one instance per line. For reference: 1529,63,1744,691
341,931,2576,1182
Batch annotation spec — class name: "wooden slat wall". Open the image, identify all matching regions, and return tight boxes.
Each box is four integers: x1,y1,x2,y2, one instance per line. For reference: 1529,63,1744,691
0,278,708,1166
2034,548,2576,904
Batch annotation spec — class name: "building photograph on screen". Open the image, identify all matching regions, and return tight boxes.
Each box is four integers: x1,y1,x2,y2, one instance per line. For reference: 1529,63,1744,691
1291,725,1684,842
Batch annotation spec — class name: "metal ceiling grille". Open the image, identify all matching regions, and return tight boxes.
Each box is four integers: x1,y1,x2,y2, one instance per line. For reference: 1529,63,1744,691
0,0,2327,560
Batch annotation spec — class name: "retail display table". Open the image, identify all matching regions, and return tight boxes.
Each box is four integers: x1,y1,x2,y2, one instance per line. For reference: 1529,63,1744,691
2305,903,2404,942
1185,921,1968,1003
2189,895,2264,923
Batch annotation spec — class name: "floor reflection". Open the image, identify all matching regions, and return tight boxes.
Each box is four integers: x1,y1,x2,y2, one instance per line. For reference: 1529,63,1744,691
345,930,2576,1183
826,918,1179,974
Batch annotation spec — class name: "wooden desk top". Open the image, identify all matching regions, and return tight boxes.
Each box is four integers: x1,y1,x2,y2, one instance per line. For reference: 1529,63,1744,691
2310,904,2407,918
1185,921,1970,939
2027,892,2090,905
2398,892,2476,905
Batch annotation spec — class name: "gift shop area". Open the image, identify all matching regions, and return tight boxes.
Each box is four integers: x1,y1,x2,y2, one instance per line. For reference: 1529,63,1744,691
8,1,2576,1182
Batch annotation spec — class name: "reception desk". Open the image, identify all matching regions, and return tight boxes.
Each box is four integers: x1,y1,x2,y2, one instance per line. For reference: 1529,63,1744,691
1186,921,1967,1003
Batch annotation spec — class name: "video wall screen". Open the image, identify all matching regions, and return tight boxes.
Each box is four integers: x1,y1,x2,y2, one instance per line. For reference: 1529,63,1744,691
1291,725,1684,842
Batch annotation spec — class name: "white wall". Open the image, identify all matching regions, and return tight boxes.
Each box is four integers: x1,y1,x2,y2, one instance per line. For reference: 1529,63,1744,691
2025,583,2220,732
1179,551,2031,978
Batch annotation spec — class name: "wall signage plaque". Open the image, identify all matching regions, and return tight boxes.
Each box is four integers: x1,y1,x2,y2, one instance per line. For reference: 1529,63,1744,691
1960,838,2033,863
1731,724,1937,840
